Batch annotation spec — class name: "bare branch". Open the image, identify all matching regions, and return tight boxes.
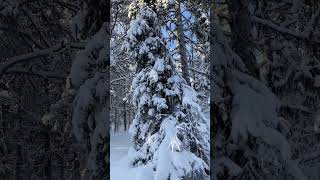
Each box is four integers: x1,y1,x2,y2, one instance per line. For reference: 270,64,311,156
111,76,129,84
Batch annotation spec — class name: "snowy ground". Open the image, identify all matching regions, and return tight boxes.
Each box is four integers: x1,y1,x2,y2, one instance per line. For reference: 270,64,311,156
110,131,131,166
110,131,132,180
110,130,210,180
110,131,154,180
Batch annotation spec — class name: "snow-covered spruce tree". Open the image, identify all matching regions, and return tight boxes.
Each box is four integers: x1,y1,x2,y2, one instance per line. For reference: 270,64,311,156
124,1,210,179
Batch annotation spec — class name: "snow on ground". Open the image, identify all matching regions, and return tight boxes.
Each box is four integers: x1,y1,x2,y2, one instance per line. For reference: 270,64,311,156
110,130,154,180
110,130,210,180
110,131,131,164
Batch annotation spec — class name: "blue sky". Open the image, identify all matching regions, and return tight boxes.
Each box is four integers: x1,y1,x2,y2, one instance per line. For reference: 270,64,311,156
160,5,197,61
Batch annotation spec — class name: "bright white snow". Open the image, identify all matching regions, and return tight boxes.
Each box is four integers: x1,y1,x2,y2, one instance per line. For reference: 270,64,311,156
110,130,210,180
110,131,154,180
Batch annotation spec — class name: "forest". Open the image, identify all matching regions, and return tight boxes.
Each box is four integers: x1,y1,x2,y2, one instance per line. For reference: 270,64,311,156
0,0,320,180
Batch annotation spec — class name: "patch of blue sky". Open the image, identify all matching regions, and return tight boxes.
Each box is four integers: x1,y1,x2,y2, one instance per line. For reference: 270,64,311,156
160,3,209,63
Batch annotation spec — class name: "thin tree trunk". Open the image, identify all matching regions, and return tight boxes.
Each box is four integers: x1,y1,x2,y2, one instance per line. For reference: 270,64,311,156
45,130,52,180
72,158,80,180
129,111,132,129
123,102,127,131
175,0,190,85
60,154,64,180
114,108,118,133
15,144,21,180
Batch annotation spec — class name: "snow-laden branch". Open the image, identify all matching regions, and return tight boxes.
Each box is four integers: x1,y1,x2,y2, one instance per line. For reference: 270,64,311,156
190,67,209,77
212,157,242,178
253,16,320,44
0,42,85,78
5,68,67,80
111,76,129,84
303,8,320,37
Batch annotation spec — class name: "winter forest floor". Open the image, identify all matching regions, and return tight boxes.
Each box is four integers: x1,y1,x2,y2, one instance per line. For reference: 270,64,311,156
110,108,210,179
110,131,132,180
110,129,211,180
110,131,154,180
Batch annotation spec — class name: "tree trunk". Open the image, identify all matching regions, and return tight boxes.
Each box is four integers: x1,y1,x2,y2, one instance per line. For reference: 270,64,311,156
123,102,127,131
128,112,131,127
175,0,191,85
114,108,118,133
59,154,64,180
227,0,259,78
72,158,80,180
15,144,21,180
44,130,51,180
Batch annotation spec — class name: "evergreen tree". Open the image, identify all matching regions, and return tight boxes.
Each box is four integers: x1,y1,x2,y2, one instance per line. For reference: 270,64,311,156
124,1,210,179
